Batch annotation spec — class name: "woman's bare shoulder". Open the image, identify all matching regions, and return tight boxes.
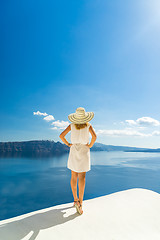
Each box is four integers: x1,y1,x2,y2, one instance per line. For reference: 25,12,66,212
59,123,71,137
88,122,93,130
88,123,97,137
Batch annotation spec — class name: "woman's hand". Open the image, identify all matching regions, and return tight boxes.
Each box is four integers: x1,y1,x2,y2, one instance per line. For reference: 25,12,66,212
68,143,73,147
85,143,92,148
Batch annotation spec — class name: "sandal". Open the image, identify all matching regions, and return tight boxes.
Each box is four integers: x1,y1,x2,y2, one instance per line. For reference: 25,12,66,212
75,200,83,215
73,198,79,207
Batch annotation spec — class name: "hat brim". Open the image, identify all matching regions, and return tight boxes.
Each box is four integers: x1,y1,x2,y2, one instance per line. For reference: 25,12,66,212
68,112,94,124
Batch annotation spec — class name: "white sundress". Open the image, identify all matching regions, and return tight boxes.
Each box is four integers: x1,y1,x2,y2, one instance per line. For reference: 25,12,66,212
67,122,91,173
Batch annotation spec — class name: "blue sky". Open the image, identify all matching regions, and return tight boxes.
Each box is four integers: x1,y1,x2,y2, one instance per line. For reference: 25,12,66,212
1,0,160,148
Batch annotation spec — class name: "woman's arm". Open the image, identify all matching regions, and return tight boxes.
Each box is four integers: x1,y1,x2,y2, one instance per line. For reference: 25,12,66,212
86,125,97,148
59,124,72,147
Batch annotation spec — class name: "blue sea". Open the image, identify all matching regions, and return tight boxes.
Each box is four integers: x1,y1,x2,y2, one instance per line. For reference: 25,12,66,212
0,151,160,221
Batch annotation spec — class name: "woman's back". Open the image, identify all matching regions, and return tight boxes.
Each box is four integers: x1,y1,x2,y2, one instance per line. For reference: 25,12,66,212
70,123,91,144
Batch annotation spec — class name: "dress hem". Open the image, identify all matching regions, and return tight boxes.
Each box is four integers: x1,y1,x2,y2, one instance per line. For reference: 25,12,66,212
67,167,91,173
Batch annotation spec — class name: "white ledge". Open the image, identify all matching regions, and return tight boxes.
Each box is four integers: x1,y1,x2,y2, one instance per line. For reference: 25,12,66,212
0,188,160,240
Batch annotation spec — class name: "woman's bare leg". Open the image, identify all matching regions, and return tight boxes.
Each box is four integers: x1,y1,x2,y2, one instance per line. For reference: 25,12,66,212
70,170,78,201
78,172,86,205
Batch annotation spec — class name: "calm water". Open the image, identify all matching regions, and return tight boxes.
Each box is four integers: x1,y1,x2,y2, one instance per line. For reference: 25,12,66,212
0,151,160,220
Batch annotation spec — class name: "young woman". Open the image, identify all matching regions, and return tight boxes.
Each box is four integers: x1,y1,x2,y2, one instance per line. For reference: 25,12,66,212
59,107,97,215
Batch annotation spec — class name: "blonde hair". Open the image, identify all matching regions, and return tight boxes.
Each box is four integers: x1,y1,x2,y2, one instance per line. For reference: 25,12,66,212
74,122,88,130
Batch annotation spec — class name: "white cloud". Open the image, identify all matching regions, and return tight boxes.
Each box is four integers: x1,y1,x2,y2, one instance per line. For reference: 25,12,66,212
96,128,160,137
125,117,160,127
33,110,70,131
33,111,48,116
137,117,160,126
33,110,69,131
96,129,151,137
97,116,160,137
51,120,70,130
152,131,160,136
43,115,55,121
125,120,137,126
51,127,58,130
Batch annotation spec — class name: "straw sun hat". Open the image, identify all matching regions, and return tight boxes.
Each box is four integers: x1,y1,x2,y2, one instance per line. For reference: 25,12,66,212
68,107,94,124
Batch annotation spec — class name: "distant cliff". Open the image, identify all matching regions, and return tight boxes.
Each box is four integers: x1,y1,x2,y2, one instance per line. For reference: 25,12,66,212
91,143,160,152
0,140,69,158
0,140,159,158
